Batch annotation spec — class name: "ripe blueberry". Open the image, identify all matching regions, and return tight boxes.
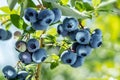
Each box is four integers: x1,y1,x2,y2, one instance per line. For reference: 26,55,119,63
76,44,92,57
0,29,7,40
68,29,80,41
27,39,40,52
63,18,78,32
90,33,102,48
57,24,68,37
76,29,91,44
2,65,17,79
71,56,84,68
60,50,77,65
19,52,32,64
17,71,28,80
4,30,12,40
38,9,55,25
32,20,48,30
24,8,38,23
52,8,62,23
32,48,47,63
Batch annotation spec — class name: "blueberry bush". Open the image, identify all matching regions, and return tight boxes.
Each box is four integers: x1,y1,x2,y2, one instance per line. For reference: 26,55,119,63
0,0,120,80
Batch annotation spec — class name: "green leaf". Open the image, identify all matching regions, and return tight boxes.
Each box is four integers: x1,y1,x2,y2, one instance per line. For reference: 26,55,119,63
51,2,89,19
10,14,28,30
92,0,101,7
0,6,17,14
51,54,59,61
46,27,57,36
75,1,85,12
84,2,94,11
7,0,17,11
50,61,59,69
75,1,94,12
5,22,12,30
61,0,69,5
70,0,82,7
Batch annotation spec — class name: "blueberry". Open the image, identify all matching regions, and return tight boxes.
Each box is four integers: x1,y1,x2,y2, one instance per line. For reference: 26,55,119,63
68,29,80,41
94,28,102,36
60,50,77,65
15,40,27,52
32,48,47,63
52,8,62,23
19,52,32,64
27,39,40,52
90,34,102,48
2,65,17,79
4,31,12,40
32,20,48,30
71,56,84,68
0,29,7,40
38,9,55,25
57,24,68,37
63,18,78,32
24,8,38,23
71,42,79,53
76,29,91,44
17,71,28,80
76,44,92,57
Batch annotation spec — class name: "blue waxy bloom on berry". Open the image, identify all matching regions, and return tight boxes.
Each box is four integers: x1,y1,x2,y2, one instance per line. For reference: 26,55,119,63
76,29,91,44
52,8,62,23
0,29,7,40
2,65,17,79
27,39,40,52
57,24,68,37
63,18,78,32
24,8,38,23
32,48,47,63
71,56,84,68
38,9,55,25
19,52,32,64
76,44,92,57
60,50,77,65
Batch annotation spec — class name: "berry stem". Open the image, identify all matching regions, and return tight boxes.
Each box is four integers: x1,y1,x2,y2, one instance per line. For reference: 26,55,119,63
36,0,46,9
35,30,46,80
79,22,84,29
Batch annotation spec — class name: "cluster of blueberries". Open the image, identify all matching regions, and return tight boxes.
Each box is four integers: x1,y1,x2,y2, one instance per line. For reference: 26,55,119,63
2,65,29,80
2,38,47,80
2,6,103,79
58,17,102,67
15,39,47,64
0,29,12,41
24,8,62,30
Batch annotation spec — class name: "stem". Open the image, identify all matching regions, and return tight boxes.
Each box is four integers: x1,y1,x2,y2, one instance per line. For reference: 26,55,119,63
36,0,46,9
79,21,84,29
35,30,46,80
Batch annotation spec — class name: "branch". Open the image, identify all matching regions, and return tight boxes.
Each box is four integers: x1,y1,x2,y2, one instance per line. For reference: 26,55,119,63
35,30,46,80
97,0,117,9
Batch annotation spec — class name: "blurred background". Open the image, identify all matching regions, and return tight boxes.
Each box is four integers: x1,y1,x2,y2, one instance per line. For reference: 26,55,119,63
0,0,120,80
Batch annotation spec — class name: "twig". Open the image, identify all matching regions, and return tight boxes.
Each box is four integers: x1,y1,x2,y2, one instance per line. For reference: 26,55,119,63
79,21,84,29
35,30,46,80
36,0,46,9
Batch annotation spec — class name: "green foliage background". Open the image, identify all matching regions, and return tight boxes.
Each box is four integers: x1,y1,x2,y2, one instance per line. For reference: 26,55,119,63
0,0,120,80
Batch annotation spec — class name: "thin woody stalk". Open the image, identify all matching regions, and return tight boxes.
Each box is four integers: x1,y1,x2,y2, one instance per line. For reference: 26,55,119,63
35,30,46,80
